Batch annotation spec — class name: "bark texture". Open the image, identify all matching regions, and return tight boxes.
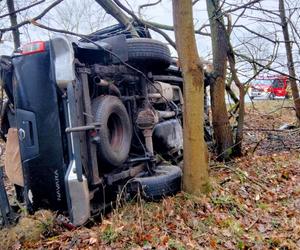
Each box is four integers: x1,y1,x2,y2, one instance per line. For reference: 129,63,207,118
228,55,244,156
172,0,209,194
279,0,300,122
6,0,20,50
206,0,233,159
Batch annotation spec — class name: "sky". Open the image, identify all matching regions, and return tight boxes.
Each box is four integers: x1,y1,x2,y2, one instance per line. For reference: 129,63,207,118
0,0,299,79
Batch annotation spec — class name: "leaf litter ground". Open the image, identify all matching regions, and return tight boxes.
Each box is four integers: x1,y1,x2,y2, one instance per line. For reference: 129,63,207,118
1,99,300,249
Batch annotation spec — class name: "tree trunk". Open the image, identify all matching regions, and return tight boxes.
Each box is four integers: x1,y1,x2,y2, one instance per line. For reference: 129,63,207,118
235,86,245,156
172,0,209,194
6,0,20,50
95,0,139,38
225,81,239,105
228,55,245,156
206,0,233,160
279,0,300,122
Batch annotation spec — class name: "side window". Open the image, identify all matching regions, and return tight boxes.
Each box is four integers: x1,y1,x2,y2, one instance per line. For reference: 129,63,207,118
272,79,279,88
272,79,284,88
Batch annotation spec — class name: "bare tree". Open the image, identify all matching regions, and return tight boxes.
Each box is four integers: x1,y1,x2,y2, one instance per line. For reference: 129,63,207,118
279,0,300,122
206,0,233,160
6,0,20,50
45,0,109,34
0,0,63,37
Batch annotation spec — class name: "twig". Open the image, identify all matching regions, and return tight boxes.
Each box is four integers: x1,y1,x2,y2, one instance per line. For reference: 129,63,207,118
145,23,176,49
113,0,176,48
0,0,63,33
236,52,300,82
0,0,45,19
244,127,300,132
211,165,271,193
138,0,162,18
251,138,264,154
245,217,259,231
224,0,261,14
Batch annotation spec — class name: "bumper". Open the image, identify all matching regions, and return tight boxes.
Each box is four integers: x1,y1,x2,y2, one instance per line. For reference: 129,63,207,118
250,91,269,98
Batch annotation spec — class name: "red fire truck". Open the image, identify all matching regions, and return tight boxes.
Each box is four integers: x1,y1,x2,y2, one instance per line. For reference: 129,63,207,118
249,75,289,100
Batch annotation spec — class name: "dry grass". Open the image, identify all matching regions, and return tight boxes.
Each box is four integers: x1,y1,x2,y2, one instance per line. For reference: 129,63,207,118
1,99,300,249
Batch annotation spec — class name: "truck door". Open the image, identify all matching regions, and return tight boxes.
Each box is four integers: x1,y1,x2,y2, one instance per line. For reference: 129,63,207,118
272,79,286,97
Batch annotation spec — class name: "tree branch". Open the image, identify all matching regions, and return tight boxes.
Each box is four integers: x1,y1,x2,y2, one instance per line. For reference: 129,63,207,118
113,0,141,24
138,0,161,18
233,25,277,44
111,0,176,48
0,0,63,33
144,20,210,36
94,0,139,37
0,0,45,19
224,0,261,14
146,24,176,49
235,52,300,82
6,0,21,50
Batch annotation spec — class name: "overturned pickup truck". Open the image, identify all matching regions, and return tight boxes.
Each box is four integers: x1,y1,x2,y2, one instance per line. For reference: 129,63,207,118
0,24,185,226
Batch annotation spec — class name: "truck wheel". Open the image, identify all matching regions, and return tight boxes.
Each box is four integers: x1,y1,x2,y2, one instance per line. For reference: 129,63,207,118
132,164,182,201
126,38,171,69
92,95,132,167
269,93,275,100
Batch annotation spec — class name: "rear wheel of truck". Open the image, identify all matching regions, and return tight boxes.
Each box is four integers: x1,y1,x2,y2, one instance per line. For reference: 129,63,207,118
126,38,171,69
132,164,182,201
92,95,132,167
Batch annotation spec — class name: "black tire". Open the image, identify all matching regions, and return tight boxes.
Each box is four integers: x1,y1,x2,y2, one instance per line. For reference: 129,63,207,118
126,38,171,69
269,93,275,100
92,95,132,167
132,164,182,200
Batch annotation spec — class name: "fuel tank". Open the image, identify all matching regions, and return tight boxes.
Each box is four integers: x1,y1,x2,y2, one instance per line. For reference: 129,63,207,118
153,119,183,154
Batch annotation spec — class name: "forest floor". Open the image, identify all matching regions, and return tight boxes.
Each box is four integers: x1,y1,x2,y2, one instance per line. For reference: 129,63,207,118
1,99,300,250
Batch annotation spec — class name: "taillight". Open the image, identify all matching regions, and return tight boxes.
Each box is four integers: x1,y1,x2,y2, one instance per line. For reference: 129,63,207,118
21,41,45,55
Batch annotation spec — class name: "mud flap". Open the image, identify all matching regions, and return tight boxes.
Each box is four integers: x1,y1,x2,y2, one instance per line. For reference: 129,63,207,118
65,160,90,226
64,82,90,226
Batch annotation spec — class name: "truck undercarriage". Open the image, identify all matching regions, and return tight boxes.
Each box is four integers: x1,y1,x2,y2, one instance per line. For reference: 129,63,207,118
0,25,186,226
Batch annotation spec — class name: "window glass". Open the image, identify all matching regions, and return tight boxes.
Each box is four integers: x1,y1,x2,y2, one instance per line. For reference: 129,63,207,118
272,79,284,88
252,79,272,86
